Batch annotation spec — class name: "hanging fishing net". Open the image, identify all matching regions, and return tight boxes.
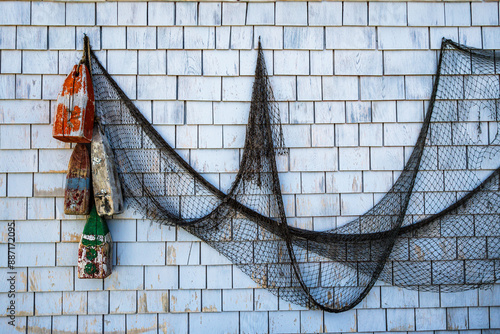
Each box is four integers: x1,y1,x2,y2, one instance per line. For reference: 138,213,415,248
89,39,500,312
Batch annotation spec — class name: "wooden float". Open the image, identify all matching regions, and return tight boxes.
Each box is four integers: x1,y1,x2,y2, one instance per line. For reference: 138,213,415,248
77,206,113,279
53,62,95,143
91,124,124,217
64,143,91,215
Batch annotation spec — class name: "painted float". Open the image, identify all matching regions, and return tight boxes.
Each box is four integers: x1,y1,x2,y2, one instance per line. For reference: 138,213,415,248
64,143,91,215
91,124,124,217
77,206,113,279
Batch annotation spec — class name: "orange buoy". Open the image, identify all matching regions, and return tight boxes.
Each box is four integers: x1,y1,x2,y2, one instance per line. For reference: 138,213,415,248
53,63,95,143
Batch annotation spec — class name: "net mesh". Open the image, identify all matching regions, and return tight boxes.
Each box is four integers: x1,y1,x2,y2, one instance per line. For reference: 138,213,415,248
89,39,500,312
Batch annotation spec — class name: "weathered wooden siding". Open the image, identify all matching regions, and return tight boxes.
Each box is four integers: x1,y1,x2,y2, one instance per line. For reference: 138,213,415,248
0,1,499,333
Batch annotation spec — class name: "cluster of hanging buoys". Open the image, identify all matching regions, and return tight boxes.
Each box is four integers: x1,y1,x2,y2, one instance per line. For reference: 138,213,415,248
53,36,123,279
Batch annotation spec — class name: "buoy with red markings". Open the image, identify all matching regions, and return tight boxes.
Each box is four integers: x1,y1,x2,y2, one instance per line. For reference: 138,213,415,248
64,143,91,215
77,205,113,279
52,55,95,143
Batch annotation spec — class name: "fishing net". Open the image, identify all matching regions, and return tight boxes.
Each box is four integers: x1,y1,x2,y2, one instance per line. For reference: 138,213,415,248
89,39,500,312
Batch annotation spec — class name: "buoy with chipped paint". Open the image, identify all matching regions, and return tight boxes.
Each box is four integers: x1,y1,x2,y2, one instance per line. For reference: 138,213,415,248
78,206,113,279
64,143,91,215
53,62,95,143
91,124,124,217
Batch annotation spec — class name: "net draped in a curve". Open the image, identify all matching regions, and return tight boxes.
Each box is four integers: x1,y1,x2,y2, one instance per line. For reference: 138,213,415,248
89,39,500,312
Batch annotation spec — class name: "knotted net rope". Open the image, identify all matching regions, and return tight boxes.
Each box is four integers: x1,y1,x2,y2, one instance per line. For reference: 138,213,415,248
89,39,499,312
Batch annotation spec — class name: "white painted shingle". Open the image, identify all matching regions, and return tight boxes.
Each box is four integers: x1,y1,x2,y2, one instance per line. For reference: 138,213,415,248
7,173,32,196
343,2,368,26
472,2,499,26
167,50,202,75
247,3,274,25
0,27,16,49
158,27,183,49
66,3,95,26
176,2,197,26
216,26,230,49
326,27,376,49
190,313,239,333
97,2,118,26
339,147,370,171
309,2,342,26
222,3,246,26
290,102,314,124
274,51,309,75
199,3,221,26
378,27,429,50
29,267,73,292
32,2,65,26
49,27,75,50
117,242,165,265
109,291,137,313
137,76,176,100
284,27,323,50
483,27,500,49
311,124,334,148
35,291,62,315
170,290,201,313
0,75,15,99
118,2,147,26
76,27,101,50
371,147,404,171
16,75,41,99
269,76,296,101
17,27,47,50
445,2,471,27
416,308,446,331
223,289,253,311
148,2,175,26
53,316,77,333
127,27,157,49
369,2,407,26
127,314,158,332
384,51,437,75
231,26,253,50
0,1,30,25
387,309,415,331
184,27,215,49
430,27,459,49
360,76,405,101
254,26,283,50
180,266,206,289
341,192,372,215
239,49,273,76
290,148,337,172
323,76,358,101
138,50,167,75
276,2,307,26
1,50,22,73
107,50,138,75
335,50,382,76
297,76,322,101
222,77,253,102
405,76,433,100
459,27,482,48
203,50,238,76
179,76,220,101
408,2,445,26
